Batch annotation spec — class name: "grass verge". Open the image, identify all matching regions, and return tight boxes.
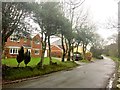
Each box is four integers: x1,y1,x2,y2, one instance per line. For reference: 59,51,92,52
2,61,78,81
110,57,120,88
110,57,120,63
80,59,90,63
2,57,62,67
80,58,96,63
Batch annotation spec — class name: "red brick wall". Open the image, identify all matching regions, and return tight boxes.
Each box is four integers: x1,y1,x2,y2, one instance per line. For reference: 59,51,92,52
51,45,62,58
32,34,41,49
4,34,42,58
31,34,42,57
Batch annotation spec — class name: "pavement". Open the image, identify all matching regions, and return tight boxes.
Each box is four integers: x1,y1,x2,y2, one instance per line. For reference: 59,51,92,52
2,56,116,88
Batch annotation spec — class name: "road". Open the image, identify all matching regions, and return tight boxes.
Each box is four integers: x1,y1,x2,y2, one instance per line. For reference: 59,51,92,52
3,56,116,88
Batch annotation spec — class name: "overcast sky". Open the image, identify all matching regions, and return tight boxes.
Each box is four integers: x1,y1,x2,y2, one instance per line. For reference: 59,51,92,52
84,0,118,39
33,0,118,41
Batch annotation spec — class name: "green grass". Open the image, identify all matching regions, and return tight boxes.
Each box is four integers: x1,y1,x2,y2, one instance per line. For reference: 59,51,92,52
80,58,95,63
110,57,120,62
2,57,78,81
80,59,90,63
2,57,61,67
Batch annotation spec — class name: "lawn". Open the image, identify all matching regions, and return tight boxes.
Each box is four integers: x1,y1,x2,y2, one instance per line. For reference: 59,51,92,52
2,57,79,81
2,57,62,67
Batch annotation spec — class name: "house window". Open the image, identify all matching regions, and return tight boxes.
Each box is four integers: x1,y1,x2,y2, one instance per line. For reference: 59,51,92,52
24,38,27,42
34,39,40,44
34,50,39,55
28,49,31,53
10,36,20,42
10,48,18,54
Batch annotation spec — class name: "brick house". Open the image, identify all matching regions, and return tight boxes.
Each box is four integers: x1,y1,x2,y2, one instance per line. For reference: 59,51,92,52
51,45,62,58
50,38,63,58
4,34,43,58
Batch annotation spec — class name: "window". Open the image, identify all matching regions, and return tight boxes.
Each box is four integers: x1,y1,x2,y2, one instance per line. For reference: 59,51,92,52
24,38,27,42
34,50,39,55
28,49,31,53
10,36,20,42
10,48,18,54
34,39,40,44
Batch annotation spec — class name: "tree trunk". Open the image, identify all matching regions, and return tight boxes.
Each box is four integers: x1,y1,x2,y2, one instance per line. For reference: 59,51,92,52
61,34,66,62
67,40,71,61
48,35,52,65
65,39,68,54
71,43,74,61
38,48,45,68
17,63,20,67
118,32,120,59
37,33,47,68
38,45,46,68
83,43,86,60
83,42,87,60
76,42,80,52
76,44,79,52
118,2,120,60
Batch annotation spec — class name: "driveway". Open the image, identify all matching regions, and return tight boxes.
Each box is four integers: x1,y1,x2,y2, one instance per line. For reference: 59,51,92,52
3,56,116,88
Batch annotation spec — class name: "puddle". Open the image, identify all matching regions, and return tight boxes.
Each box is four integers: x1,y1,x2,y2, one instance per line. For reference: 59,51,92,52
106,73,116,89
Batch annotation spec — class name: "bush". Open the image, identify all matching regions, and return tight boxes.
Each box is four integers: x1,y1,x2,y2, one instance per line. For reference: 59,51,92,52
16,46,24,67
85,52,92,61
2,61,78,81
90,47,103,59
24,50,31,66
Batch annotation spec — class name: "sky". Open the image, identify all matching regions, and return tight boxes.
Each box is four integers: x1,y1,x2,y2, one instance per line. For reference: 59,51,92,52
32,0,118,42
84,0,118,39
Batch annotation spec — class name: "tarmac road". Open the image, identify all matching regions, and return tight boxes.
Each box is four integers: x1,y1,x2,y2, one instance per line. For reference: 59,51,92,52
3,56,116,88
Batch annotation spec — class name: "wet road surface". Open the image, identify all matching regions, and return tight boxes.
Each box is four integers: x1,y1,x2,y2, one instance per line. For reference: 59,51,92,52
3,56,116,88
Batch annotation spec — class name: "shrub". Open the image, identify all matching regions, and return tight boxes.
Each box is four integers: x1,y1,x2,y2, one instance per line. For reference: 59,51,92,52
90,46,103,59
85,52,92,61
16,46,24,67
24,50,31,66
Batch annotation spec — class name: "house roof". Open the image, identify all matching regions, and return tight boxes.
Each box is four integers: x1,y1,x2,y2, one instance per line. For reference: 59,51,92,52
50,36,61,45
22,45,31,48
51,45,62,51
31,33,41,39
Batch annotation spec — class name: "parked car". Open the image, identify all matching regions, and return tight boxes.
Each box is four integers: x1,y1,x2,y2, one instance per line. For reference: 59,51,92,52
73,52,83,61
96,55,104,59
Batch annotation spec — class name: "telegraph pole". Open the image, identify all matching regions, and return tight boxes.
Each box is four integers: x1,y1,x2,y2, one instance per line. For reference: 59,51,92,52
118,1,120,59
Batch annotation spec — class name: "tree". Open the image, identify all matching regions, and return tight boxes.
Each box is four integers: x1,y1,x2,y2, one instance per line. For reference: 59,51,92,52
16,46,24,67
24,50,31,66
103,34,118,57
30,2,66,66
107,34,118,44
77,25,95,59
2,2,31,51
56,15,71,62
61,0,86,61
90,47,103,59
41,2,65,64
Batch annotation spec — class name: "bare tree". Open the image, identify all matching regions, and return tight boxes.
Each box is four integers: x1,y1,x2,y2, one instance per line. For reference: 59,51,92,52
61,0,86,61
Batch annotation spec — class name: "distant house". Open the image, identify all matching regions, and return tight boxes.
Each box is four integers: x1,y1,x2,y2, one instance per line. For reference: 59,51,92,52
73,45,90,54
51,45,62,58
73,46,83,53
50,36,63,58
4,34,47,58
